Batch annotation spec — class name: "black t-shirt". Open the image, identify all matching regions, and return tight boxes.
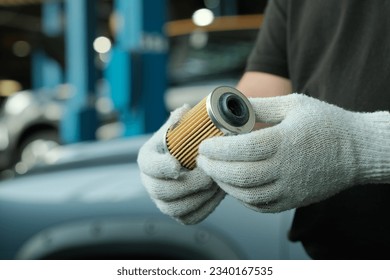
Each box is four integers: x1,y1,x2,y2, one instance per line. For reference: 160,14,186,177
247,0,390,259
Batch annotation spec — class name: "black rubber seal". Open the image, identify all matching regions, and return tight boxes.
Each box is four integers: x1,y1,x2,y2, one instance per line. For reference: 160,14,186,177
218,92,250,127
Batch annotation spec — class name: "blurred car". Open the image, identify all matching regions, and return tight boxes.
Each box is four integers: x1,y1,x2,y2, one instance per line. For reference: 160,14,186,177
0,87,63,176
0,134,309,260
0,84,117,178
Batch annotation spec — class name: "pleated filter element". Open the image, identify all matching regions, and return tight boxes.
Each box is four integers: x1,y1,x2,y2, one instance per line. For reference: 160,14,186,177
165,86,255,170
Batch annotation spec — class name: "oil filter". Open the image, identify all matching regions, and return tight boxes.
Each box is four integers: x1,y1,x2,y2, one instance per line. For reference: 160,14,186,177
165,86,255,170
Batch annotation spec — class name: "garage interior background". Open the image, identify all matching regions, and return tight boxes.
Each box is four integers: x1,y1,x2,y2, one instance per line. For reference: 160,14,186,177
0,0,266,176
0,0,312,261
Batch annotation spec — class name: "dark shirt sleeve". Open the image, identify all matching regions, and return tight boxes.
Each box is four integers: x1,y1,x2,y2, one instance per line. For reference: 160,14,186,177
246,0,289,78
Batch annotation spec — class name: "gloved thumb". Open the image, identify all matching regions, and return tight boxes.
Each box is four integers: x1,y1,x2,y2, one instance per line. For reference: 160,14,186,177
137,104,191,180
248,94,299,124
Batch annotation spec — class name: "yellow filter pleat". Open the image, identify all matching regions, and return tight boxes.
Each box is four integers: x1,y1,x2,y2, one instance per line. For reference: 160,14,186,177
166,96,223,170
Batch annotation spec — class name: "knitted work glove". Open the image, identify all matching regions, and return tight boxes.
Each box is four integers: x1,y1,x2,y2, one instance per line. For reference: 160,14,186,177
137,105,225,224
197,94,390,213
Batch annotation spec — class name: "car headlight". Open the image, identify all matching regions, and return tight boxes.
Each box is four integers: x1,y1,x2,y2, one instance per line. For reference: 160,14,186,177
4,91,31,115
0,122,9,151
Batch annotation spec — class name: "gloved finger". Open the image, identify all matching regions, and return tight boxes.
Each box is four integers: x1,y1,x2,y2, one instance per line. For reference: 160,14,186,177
249,94,302,124
147,104,192,150
177,189,225,225
140,167,214,201
153,185,220,217
166,104,192,127
242,200,285,213
198,126,281,162
197,155,279,188
137,104,191,179
138,144,182,179
215,180,282,205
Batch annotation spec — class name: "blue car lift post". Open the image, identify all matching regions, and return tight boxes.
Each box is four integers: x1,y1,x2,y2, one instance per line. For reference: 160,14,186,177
60,0,167,142
32,1,63,91
105,0,168,136
60,0,99,143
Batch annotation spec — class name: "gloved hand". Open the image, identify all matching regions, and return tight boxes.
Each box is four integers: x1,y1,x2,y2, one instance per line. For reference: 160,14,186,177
137,105,225,224
197,94,390,212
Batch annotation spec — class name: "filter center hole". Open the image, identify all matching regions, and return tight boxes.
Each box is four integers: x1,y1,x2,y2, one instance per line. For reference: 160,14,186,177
227,97,244,117
218,92,249,127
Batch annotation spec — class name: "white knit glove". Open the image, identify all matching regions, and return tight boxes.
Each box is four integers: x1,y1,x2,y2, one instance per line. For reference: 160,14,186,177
197,94,390,213
137,105,225,224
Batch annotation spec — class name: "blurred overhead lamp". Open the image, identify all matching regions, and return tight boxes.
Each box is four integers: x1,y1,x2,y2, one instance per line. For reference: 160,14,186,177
12,41,31,57
192,8,214,27
93,36,112,54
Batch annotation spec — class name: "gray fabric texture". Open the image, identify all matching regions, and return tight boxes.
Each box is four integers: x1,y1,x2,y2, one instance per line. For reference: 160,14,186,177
198,94,390,212
137,105,225,224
